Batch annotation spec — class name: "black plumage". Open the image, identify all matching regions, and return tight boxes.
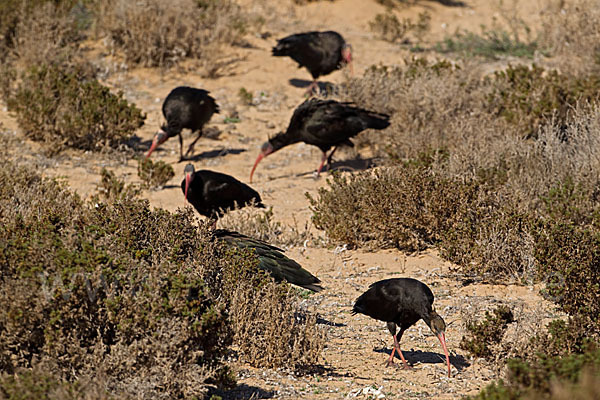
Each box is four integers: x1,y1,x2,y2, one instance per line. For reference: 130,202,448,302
353,278,451,377
272,31,353,94
250,98,390,182
182,164,263,219
147,86,219,161
214,229,324,292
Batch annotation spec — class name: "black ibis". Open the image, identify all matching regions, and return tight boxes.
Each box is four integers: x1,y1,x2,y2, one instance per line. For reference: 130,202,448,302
214,229,324,292
147,86,219,161
250,99,390,182
182,164,263,219
272,31,353,94
352,278,451,377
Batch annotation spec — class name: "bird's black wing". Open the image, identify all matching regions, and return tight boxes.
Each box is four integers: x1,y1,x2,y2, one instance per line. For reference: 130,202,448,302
301,101,366,145
203,173,262,208
214,230,323,292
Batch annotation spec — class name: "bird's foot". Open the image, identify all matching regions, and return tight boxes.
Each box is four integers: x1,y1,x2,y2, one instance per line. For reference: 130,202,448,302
385,360,412,369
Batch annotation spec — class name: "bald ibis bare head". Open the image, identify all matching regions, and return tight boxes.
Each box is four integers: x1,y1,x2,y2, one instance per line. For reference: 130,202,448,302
183,163,195,200
146,129,169,158
250,140,275,183
341,43,353,76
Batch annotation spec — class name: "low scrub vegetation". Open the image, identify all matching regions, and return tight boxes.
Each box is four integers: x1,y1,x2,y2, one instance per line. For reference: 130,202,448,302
461,306,515,360
436,27,538,60
218,206,315,247
4,63,145,154
94,0,248,71
0,159,325,398
137,158,175,190
369,11,430,44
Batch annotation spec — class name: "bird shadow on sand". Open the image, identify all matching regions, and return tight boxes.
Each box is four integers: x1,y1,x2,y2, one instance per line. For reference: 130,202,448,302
186,148,246,162
266,157,378,181
429,0,468,7
317,316,346,327
288,79,339,96
210,383,275,400
124,135,153,152
374,347,470,372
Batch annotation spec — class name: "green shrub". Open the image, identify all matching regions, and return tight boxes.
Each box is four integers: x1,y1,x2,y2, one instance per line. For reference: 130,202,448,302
308,161,485,251
460,306,515,360
436,28,538,60
471,319,600,399
489,64,600,138
5,63,145,154
137,158,175,190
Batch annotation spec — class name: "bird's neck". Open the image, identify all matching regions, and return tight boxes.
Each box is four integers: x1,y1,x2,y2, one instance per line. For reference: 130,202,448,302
269,131,300,152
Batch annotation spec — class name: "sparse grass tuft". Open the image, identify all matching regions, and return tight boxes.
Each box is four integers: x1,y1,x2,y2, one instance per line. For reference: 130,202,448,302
137,158,175,190
96,168,141,202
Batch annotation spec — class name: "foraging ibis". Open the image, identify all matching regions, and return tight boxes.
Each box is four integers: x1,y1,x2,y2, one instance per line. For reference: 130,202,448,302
272,31,353,95
182,164,263,219
250,98,389,182
352,278,451,377
147,86,219,161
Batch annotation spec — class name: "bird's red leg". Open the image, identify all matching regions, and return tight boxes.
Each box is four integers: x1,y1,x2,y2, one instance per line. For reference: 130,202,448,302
392,333,412,370
315,151,328,177
185,129,202,157
305,80,318,96
385,343,397,367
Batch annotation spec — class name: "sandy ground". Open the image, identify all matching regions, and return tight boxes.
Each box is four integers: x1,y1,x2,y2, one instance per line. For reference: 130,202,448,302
0,0,563,398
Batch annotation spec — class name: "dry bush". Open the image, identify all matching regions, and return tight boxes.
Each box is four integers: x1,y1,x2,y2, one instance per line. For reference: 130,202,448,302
369,11,430,43
0,368,112,400
4,63,145,154
460,306,515,360
308,163,486,251
0,159,325,398
0,0,79,62
539,0,600,75
217,206,315,247
228,281,325,370
137,158,175,190
8,2,83,68
340,59,504,161
94,0,248,72
471,318,600,400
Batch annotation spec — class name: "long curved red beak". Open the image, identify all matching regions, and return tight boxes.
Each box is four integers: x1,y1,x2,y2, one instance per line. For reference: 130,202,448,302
184,173,191,200
249,153,264,183
437,332,451,377
146,139,159,158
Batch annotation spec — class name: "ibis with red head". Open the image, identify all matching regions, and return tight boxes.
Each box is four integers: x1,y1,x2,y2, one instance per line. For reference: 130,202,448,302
147,86,219,162
250,98,389,182
352,278,452,377
272,31,353,95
